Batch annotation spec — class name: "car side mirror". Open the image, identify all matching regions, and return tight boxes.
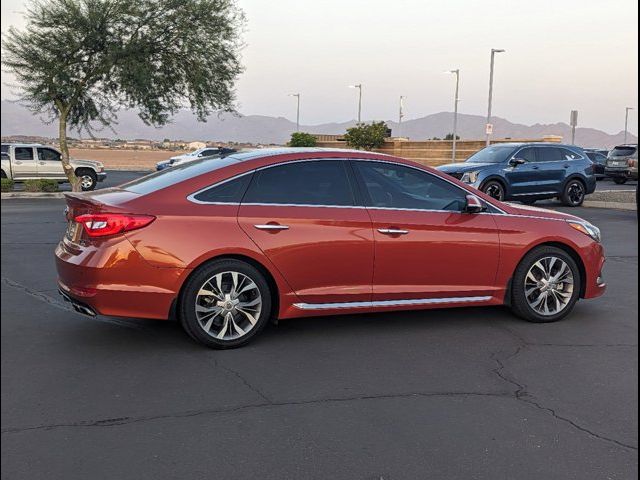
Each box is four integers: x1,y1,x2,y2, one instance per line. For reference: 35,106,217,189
464,195,486,214
509,158,526,167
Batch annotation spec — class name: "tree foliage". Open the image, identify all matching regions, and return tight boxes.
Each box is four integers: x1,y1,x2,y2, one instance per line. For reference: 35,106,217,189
344,121,388,151
288,132,317,147
2,0,245,189
444,133,461,140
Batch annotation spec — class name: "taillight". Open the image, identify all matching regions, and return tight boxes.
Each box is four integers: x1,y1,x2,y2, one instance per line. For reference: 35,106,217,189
75,213,155,238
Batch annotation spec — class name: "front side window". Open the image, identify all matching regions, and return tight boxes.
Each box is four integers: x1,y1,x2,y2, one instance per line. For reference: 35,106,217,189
537,147,564,162
242,160,355,206
514,147,537,162
354,161,467,212
37,148,61,161
14,147,34,160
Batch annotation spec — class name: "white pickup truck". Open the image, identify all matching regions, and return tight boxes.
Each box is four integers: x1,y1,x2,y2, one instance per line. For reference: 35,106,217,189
1,143,106,191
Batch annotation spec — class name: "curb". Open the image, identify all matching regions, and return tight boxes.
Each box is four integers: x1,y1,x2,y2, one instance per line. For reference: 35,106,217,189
1,192,66,199
583,201,637,211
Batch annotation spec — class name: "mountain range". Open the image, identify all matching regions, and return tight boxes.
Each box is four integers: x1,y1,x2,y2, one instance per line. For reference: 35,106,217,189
1,100,636,148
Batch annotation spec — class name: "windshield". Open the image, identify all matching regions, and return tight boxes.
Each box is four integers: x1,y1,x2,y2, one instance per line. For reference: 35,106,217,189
466,145,516,164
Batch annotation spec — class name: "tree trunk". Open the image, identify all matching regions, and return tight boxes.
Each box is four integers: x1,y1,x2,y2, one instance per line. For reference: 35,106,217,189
58,111,80,191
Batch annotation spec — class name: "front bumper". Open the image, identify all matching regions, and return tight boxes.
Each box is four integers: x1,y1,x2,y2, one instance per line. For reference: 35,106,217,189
583,242,607,299
97,172,107,182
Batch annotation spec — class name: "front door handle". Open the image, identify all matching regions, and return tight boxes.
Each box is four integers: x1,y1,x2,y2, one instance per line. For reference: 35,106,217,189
378,228,409,235
254,224,289,231
532,165,539,170
39,161,46,165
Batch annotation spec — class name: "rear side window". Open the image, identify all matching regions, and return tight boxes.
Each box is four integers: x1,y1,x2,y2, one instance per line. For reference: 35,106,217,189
192,173,253,203
243,160,355,206
537,147,564,162
121,156,241,195
560,148,582,160
14,147,34,160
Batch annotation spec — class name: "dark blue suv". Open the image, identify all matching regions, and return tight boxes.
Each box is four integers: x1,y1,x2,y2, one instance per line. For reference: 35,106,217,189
437,143,596,206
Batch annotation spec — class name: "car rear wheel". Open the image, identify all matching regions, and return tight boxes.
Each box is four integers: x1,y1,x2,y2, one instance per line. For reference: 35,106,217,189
76,169,97,191
560,179,585,206
613,177,628,185
510,246,581,323
482,180,505,201
179,259,272,349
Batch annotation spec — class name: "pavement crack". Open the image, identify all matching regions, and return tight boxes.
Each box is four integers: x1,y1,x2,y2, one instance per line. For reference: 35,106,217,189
212,356,273,404
1,390,510,435
490,332,638,452
1,276,144,330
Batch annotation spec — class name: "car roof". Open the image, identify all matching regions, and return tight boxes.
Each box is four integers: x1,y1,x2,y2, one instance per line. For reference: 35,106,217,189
225,147,393,162
1,143,48,147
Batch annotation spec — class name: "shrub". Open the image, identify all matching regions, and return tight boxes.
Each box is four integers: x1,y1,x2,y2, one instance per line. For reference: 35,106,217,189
288,132,317,147
23,179,59,192
1,178,15,192
344,121,388,150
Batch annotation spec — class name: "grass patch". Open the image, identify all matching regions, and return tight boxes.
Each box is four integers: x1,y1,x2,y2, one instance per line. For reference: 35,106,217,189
1,178,15,192
23,179,59,192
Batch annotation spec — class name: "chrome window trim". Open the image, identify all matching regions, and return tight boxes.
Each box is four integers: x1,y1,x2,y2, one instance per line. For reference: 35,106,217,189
293,295,493,310
186,156,508,214
510,145,585,164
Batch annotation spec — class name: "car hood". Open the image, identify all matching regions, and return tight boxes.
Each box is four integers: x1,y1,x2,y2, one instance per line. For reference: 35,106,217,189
437,162,496,173
502,202,584,222
70,158,103,168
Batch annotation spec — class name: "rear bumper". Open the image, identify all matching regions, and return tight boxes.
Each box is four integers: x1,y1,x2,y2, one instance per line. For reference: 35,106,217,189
55,236,187,319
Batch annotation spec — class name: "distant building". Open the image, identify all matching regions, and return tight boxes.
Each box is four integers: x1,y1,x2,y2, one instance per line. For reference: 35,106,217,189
187,141,206,150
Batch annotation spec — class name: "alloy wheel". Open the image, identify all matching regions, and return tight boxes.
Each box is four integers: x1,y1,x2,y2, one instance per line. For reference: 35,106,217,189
484,182,504,201
524,256,574,316
567,181,585,205
80,175,94,190
195,271,262,340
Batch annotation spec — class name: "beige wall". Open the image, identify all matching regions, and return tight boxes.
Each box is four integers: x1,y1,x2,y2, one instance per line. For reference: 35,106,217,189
315,136,563,167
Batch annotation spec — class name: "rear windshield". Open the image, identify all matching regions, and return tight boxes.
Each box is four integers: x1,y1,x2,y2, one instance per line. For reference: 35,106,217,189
120,156,241,195
610,146,637,157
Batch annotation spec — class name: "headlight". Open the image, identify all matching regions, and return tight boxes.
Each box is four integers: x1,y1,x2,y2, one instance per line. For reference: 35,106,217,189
460,171,480,184
568,220,601,243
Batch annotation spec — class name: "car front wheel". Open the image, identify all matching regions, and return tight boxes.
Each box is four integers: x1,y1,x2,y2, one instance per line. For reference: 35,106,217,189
179,259,272,349
76,169,97,191
482,180,505,201
560,179,586,206
510,246,581,323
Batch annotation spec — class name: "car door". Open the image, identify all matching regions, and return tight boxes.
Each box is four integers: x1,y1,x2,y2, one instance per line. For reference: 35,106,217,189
537,146,571,194
237,159,374,305
36,147,65,178
11,147,38,178
352,160,501,301
503,146,541,196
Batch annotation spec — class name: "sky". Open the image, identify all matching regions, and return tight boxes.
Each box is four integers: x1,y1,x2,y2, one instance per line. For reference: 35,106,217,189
1,0,638,135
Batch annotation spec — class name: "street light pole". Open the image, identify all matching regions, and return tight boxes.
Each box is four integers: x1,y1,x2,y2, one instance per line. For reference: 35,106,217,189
398,95,405,137
624,107,634,144
446,69,460,161
486,49,505,147
289,93,300,132
349,84,363,123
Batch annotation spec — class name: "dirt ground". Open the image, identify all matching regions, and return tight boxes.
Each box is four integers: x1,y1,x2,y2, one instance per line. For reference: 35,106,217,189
69,148,180,170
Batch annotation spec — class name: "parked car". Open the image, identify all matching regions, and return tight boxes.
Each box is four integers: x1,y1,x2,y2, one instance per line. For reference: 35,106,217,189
56,148,606,349
1,143,106,190
583,149,608,179
605,144,638,184
437,143,596,206
156,147,237,171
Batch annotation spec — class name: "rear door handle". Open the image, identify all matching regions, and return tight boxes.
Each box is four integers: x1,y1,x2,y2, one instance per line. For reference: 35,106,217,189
532,165,539,170
378,228,409,235
254,224,289,231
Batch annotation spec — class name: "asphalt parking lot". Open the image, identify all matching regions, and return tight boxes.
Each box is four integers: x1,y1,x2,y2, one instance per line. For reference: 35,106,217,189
1,197,637,479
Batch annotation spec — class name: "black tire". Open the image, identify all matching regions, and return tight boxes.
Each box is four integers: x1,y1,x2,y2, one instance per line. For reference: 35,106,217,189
481,180,505,201
521,199,537,205
560,179,586,206
0,170,6,179
179,259,272,349
613,177,628,185
76,169,97,191
510,246,581,323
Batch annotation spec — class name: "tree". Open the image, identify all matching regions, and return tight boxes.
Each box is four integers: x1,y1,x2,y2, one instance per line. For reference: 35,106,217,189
288,132,317,147
344,121,388,151
444,133,460,140
2,0,244,190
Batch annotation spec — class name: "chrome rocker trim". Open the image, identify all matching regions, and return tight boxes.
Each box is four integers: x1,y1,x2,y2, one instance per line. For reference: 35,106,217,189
293,295,493,310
